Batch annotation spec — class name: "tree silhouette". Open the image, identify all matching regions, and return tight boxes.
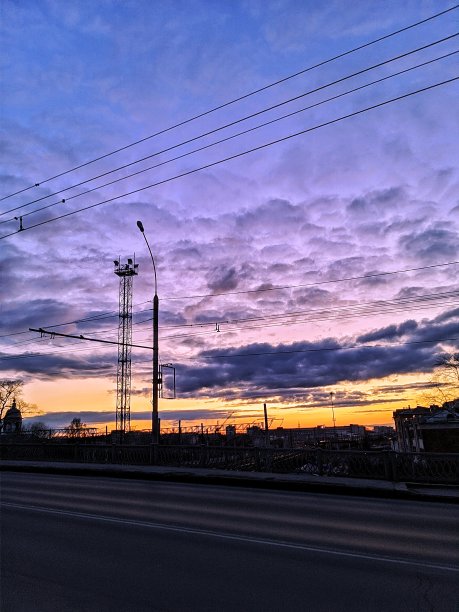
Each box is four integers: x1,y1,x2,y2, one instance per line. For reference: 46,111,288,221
0,380,23,422
65,418,87,438
420,353,459,410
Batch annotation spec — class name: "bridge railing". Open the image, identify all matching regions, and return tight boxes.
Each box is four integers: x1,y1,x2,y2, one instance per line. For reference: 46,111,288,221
1,443,458,484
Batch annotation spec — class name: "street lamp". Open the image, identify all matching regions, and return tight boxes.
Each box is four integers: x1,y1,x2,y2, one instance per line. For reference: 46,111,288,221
137,220,159,444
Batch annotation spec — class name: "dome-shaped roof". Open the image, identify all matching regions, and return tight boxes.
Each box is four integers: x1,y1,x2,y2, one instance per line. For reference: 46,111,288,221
4,398,21,419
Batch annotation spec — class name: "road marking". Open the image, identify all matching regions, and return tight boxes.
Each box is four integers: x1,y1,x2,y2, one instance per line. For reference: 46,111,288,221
2,501,458,573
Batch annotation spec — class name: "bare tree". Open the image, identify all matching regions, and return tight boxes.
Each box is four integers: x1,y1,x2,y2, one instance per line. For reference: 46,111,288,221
0,379,42,431
65,418,87,438
436,353,459,386
28,421,51,439
0,380,24,424
420,353,459,410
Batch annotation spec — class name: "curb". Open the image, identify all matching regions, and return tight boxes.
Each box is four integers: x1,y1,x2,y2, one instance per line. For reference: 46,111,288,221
2,460,458,503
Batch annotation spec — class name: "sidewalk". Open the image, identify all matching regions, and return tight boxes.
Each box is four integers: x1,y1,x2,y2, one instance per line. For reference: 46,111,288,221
1,459,458,502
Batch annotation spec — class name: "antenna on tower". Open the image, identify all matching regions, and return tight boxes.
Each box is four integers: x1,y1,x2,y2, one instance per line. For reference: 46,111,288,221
114,257,138,436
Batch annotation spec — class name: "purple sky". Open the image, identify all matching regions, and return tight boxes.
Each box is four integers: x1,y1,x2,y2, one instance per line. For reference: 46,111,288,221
1,1,458,429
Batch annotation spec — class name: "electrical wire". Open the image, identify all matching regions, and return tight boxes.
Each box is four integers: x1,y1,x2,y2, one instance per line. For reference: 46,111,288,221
3,38,457,222
196,335,459,360
15,286,458,347
0,301,153,339
100,289,459,342
3,289,458,351
163,262,459,301
1,260,459,341
1,334,457,362
157,298,459,342
1,3,457,203
1,76,457,241
158,289,459,331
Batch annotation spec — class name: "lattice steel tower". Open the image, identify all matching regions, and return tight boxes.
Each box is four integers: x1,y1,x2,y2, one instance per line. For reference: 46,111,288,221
114,257,138,433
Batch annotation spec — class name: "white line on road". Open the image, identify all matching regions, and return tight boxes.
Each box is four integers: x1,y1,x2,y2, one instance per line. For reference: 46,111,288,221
2,501,458,573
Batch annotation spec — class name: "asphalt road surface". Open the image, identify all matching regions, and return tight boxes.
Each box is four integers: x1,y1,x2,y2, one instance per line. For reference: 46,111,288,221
1,472,458,612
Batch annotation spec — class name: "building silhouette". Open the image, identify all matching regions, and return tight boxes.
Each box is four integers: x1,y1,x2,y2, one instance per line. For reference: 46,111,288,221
2,398,22,434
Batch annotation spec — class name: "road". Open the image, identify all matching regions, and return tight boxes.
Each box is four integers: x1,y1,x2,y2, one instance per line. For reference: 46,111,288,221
1,472,458,612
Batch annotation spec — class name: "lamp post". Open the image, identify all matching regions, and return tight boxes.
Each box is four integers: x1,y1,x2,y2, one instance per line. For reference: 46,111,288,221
137,220,159,444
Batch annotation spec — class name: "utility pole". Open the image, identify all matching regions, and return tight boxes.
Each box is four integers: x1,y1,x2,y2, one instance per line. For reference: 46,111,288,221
330,392,336,431
153,292,159,443
137,221,160,444
264,403,269,447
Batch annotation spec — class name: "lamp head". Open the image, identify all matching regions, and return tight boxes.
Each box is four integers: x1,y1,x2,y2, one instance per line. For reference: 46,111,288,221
113,260,119,266
136,220,144,233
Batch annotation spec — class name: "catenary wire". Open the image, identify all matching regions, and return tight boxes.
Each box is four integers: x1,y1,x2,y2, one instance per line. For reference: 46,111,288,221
3,37,457,221
1,259,459,341
3,290,458,351
195,336,459,360
82,289,459,340
1,76,457,241
4,297,459,354
5,48,458,224
162,261,459,300
1,3,457,203
149,289,459,331
156,299,459,342
2,281,459,350
1,335,457,363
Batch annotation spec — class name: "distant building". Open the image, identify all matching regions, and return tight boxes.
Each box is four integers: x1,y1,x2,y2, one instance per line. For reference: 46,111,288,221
393,402,459,452
246,425,266,447
372,426,394,435
2,398,22,434
260,424,371,449
225,425,236,441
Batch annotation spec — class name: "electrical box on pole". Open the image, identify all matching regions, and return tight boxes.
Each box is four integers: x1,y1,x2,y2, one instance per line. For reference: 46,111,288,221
159,363,176,399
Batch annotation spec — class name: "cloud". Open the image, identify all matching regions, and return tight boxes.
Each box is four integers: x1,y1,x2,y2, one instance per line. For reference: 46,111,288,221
170,311,459,400
207,266,239,293
399,227,459,263
433,307,459,324
346,187,404,219
175,341,431,398
0,350,115,380
24,407,231,427
0,299,80,335
371,381,449,394
357,320,418,343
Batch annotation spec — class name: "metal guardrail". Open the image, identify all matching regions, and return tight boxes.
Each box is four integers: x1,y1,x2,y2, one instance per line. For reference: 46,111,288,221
1,443,458,484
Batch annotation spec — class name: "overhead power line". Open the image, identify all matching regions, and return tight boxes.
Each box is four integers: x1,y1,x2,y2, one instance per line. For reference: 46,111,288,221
1,3,457,204
1,76,457,241
3,293,458,353
102,288,459,337
2,330,457,363
161,262,459,301
157,297,459,342
9,287,454,350
159,290,459,331
196,336,459,360
1,259,458,341
3,37,457,222
28,328,153,350
1,288,457,353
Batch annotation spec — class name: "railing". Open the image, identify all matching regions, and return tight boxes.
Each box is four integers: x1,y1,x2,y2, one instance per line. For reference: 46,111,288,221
1,443,458,484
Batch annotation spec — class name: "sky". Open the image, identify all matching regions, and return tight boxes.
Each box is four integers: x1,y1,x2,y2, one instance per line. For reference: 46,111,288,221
1,0,458,432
